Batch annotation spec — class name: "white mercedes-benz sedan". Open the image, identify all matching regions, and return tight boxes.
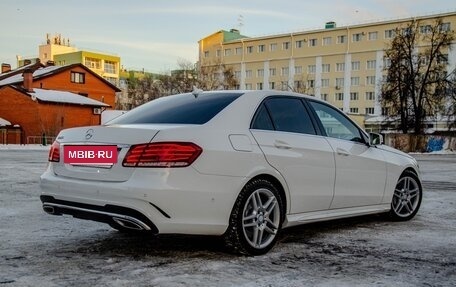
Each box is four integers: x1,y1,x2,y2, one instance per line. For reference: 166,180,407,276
40,90,422,255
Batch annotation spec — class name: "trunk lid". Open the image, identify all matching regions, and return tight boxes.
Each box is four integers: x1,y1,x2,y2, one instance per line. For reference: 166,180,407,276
52,124,181,182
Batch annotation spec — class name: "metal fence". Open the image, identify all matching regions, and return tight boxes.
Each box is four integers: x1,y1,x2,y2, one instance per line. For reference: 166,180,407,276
26,136,56,145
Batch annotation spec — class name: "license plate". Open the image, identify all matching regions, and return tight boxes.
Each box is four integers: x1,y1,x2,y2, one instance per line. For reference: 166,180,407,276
63,145,118,165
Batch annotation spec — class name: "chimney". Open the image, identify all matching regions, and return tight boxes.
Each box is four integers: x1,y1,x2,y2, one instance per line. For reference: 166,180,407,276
1,63,11,74
23,68,34,93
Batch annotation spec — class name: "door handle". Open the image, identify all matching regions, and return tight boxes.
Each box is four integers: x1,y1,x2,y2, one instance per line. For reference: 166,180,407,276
274,140,292,150
336,148,350,156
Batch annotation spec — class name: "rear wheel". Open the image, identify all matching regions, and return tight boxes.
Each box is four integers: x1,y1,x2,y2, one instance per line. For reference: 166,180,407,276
389,170,422,221
224,178,284,255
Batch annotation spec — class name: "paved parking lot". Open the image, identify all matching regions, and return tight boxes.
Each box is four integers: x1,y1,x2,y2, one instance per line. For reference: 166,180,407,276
0,150,455,286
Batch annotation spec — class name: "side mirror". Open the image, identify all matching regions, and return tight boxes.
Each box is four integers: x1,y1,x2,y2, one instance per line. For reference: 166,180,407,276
369,133,384,146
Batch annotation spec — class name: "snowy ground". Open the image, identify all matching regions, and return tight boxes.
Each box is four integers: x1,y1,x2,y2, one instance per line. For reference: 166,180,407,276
0,150,455,287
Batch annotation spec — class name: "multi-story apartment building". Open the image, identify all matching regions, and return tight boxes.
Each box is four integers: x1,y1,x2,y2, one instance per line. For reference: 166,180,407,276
198,12,456,121
17,34,121,86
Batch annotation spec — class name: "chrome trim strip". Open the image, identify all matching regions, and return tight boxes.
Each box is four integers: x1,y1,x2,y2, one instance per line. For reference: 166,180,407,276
43,203,152,231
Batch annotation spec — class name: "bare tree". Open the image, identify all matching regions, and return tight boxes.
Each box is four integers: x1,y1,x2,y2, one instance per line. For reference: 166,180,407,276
198,59,238,90
381,19,455,134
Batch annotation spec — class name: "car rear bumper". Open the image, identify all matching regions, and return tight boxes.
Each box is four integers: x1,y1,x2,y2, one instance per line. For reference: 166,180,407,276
40,166,246,235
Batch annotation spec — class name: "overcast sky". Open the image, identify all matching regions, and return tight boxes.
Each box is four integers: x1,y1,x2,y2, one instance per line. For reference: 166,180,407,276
0,0,454,73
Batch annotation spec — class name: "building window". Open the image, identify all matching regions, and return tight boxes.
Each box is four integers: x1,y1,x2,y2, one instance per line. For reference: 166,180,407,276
383,58,391,68
245,83,252,90
349,107,359,114
420,25,432,34
281,81,288,91
365,92,375,100
335,93,344,101
366,76,376,85
224,48,232,56
337,35,346,44
235,47,242,55
350,92,359,100
352,33,363,42
368,31,378,40
384,29,395,39
382,107,389,116
246,46,253,54
322,37,332,46
104,76,117,86
322,64,330,73
365,107,375,115
367,60,376,70
308,65,316,74
321,93,328,101
294,80,303,89
104,60,116,74
85,57,101,69
204,51,209,58
234,71,241,79
70,71,85,84
309,38,317,47
335,78,344,88
257,69,264,77
321,78,329,87
440,22,451,32
269,68,276,76
282,42,290,50
215,49,221,57
291,66,301,75
351,77,360,86
295,40,304,48
281,67,289,76
245,70,253,78
257,82,263,90
351,61,360,71
336,63,345,72
270,43,277,51
269,82,275,89
258,45,265,52
307,79,315,88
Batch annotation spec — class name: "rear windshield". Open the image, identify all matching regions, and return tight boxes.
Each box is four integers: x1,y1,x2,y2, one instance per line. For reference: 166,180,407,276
108,92,243,125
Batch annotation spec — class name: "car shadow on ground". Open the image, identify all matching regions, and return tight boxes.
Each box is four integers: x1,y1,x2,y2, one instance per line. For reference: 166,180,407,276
49,213,388,260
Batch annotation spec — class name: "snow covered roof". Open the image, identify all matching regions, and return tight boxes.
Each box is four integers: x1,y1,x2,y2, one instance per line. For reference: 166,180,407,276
28,88,109,107
0,65,62,86
0,117,11,126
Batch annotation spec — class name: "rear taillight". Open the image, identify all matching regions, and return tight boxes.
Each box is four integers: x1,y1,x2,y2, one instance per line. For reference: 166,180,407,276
122,142,202,168
48,141,60,162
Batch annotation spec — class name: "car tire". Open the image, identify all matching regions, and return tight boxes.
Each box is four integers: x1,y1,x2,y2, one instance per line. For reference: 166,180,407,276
389,170,422,221
223,178,284,255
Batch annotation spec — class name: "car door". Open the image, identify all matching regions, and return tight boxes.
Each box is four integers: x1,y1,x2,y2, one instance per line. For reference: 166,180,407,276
250,97,336,214
308,100,387,209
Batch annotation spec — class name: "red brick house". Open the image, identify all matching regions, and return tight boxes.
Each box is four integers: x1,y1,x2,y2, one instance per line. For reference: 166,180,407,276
0,63,120,144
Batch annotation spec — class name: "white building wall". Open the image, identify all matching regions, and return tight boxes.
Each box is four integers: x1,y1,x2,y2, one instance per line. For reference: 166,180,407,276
343,53,351,112
315,56,322,98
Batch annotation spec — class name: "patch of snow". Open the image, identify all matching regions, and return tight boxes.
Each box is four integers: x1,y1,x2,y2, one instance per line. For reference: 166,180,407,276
0,144,50,150
31,88,109,107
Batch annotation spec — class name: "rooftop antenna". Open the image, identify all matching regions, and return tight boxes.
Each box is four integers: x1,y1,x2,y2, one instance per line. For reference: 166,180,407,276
237,14,244,31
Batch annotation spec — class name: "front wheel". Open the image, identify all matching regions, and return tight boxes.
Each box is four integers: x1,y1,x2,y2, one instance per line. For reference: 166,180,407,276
223,178,284,255
389,170,422,221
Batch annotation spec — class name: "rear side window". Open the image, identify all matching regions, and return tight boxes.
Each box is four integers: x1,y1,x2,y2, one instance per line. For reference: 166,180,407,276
252,97,316,135
251,104,274,130
108,92,243,125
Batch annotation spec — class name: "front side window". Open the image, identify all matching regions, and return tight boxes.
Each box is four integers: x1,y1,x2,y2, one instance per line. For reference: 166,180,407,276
252,97,316,135
310,101,364,143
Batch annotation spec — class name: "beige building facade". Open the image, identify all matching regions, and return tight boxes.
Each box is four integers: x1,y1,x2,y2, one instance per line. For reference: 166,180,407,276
199,12,456,119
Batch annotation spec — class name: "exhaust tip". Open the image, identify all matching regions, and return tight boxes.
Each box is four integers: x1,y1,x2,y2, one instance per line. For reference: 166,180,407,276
43,205,55,214
112,217,147,231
